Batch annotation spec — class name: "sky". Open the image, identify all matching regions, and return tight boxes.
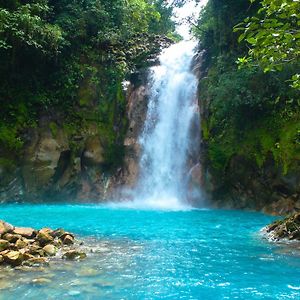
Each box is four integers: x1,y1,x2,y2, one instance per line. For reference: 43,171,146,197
171,0,209,39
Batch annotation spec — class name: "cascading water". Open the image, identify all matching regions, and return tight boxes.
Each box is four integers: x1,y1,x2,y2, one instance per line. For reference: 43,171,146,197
132,40,200,210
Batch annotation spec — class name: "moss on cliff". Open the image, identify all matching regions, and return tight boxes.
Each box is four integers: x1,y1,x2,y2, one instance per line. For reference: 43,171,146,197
207,112,300,175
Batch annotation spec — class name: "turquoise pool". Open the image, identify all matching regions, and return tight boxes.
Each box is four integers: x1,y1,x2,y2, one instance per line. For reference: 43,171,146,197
0,204,299,299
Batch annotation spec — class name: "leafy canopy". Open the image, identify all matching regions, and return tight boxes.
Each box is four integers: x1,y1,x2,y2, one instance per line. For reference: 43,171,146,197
234,0,300,90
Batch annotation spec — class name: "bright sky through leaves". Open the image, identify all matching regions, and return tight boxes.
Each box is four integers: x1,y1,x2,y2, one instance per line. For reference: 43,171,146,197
171,0,208,39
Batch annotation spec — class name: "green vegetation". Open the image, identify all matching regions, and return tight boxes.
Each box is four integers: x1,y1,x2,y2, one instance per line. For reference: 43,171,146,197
194,0,300,174
0,0,176,165
235,0,300,89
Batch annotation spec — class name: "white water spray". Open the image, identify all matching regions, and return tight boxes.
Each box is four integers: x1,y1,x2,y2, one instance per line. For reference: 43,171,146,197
128,40,199,210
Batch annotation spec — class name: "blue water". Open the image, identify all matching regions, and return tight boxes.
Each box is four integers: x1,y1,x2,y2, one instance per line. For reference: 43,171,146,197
0,204,300,299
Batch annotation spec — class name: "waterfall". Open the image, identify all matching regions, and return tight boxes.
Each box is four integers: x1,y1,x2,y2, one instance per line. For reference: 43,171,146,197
130,40,200,210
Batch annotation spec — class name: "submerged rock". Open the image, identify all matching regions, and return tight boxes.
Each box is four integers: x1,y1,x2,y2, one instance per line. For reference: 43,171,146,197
62,234,74,245
62,250,87,260
32,277,52,284
264,212,300,241
23,257,49,267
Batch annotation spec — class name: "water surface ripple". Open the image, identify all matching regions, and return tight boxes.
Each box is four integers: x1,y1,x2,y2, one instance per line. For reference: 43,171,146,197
0,204,299,299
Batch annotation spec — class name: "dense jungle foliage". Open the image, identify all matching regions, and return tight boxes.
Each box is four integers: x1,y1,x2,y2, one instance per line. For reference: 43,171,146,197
194,0,300,175
0,0,176,156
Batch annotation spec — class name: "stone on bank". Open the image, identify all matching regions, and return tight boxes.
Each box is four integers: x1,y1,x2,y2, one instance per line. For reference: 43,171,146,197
0,220,87,268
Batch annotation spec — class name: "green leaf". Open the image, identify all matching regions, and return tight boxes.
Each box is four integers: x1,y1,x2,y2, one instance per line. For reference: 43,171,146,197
246,37,257,45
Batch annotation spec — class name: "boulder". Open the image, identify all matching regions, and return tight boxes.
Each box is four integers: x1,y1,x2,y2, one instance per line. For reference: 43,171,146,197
43,244,57,256
36,228,54,245
2,233,22,243
62,235,74,245
0,239,10,251
15,239,29,249
3,250,24,266
0,221,14,235
28,244,44,256
13,227,35,238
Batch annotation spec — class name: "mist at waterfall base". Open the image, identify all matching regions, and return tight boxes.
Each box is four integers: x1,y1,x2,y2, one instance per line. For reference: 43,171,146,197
117,41,202,211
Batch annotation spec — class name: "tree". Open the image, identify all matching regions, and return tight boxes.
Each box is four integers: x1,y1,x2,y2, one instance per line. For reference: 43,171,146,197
0,1,63,53
234,0,300,90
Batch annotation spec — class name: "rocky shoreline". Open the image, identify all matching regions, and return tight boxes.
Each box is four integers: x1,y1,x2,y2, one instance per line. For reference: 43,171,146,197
0,220,86,267
263,212,300,242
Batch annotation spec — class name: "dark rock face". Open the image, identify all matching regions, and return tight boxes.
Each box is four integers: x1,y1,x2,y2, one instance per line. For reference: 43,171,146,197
0,75,151,203
0,122,113,202
202,153,300,215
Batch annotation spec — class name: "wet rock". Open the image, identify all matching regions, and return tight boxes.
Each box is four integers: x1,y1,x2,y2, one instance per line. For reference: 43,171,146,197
3,250,24,266
51,228,66,238
43,244,57,256
13,227,35,238
0,220,85,269
62,234,74,245
52,238,63,247
0,239,10,251
60,232,74,240
62,250,87,260
23,253,35,261
15,239,29,249
23,257,49,267
0,221,14,235
264,212,300,241
36,228,54,245
2,233,22,243
28,244,43,256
